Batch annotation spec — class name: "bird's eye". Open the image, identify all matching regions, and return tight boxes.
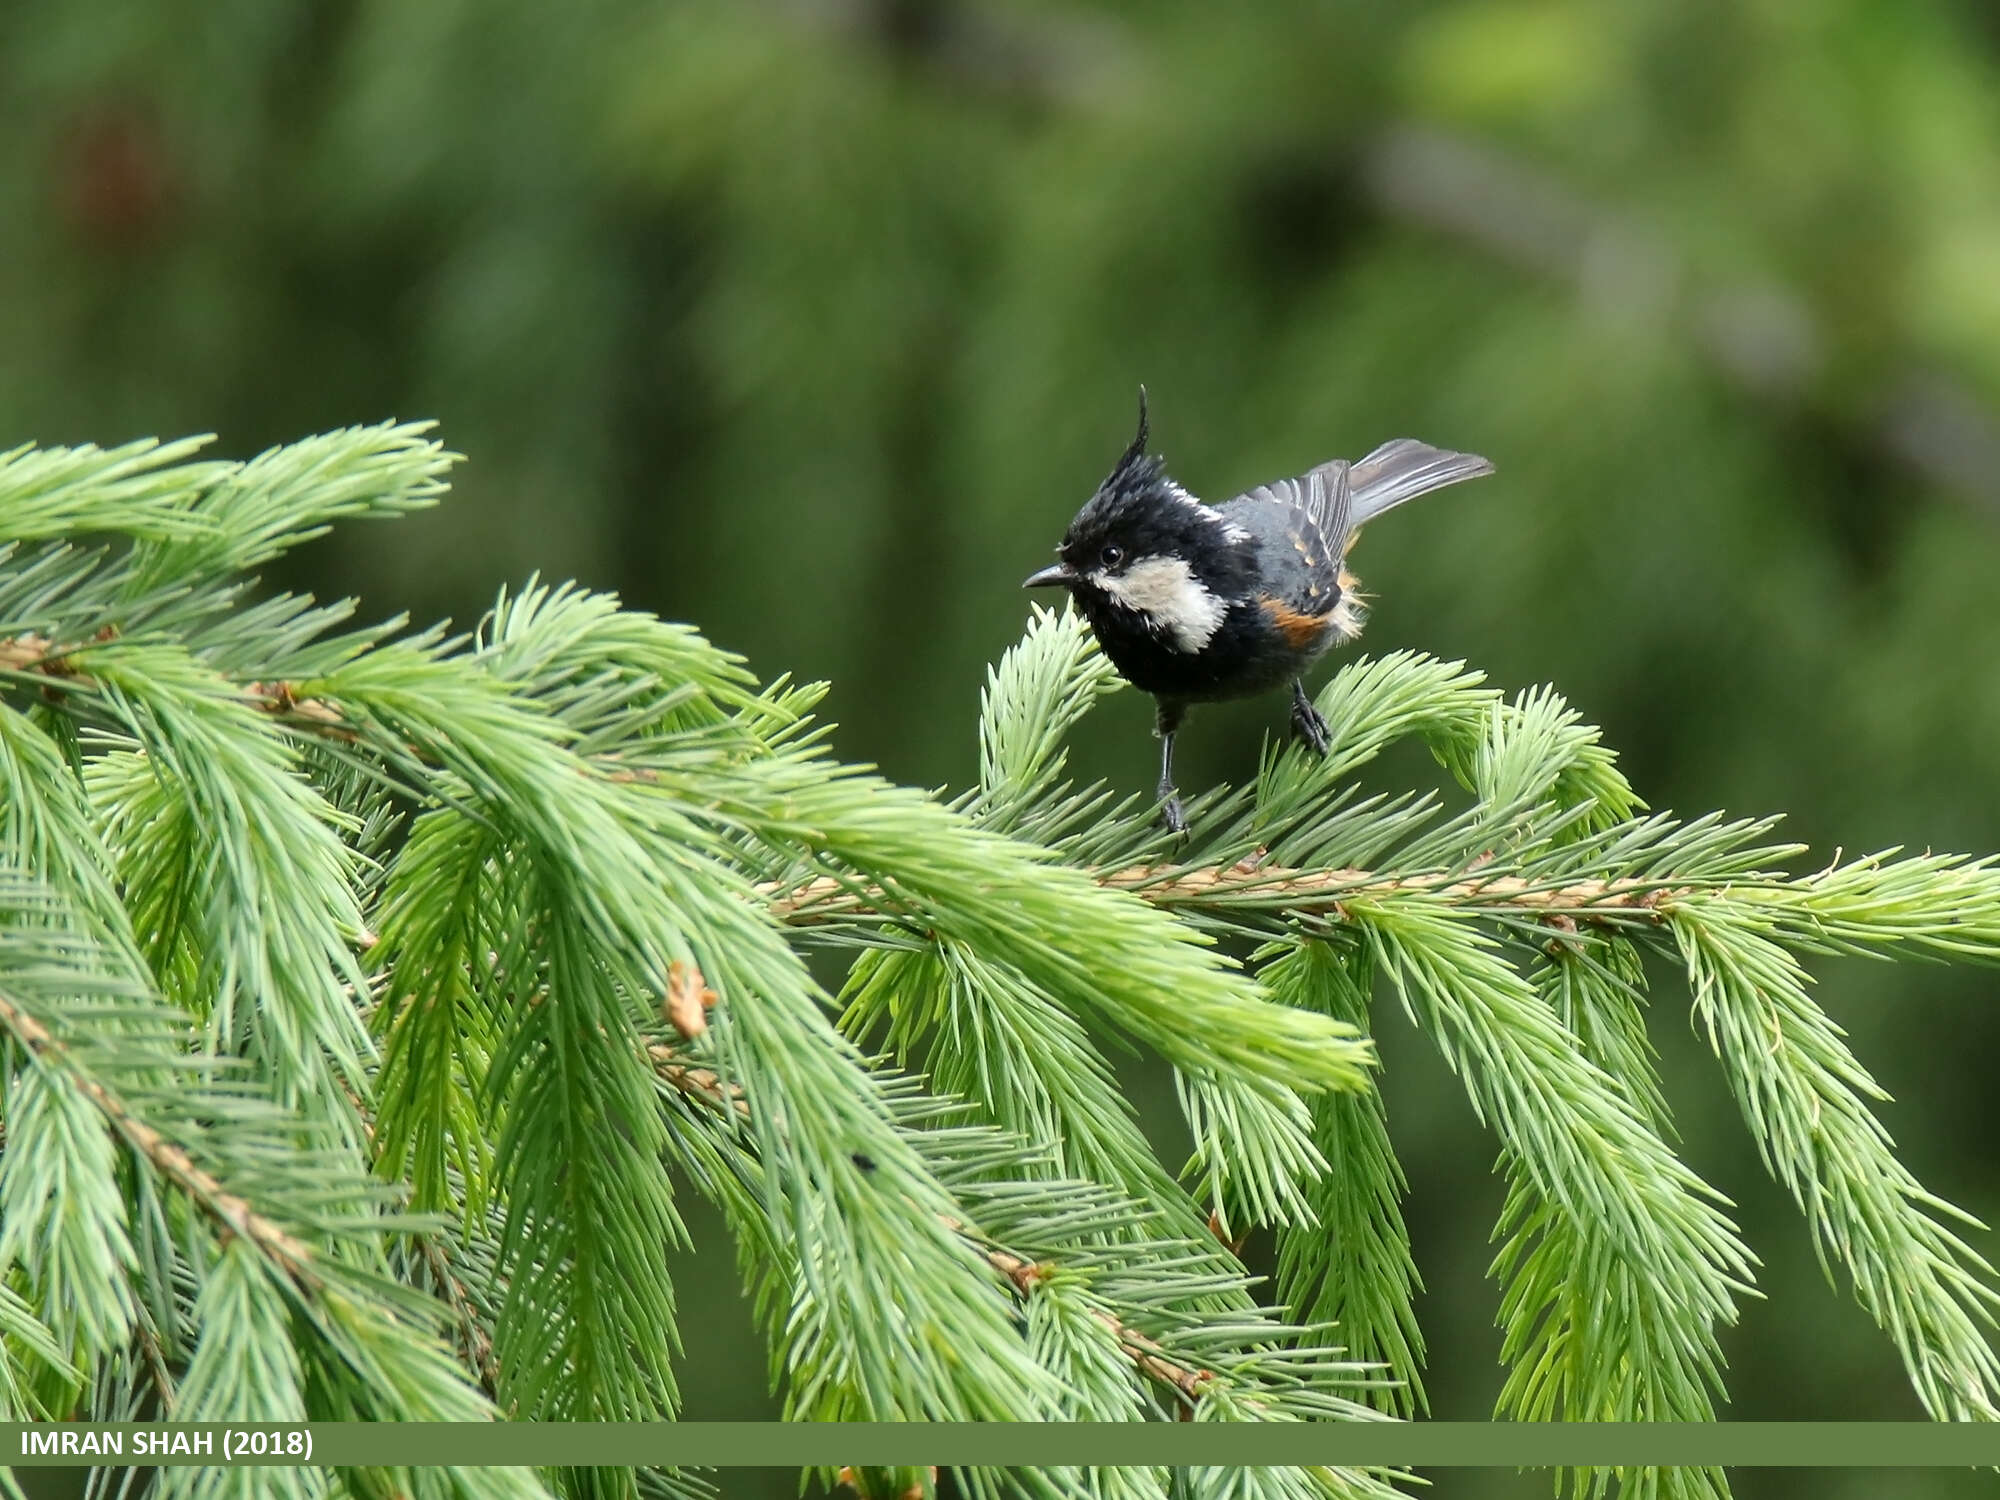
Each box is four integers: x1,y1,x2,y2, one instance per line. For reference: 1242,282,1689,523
1100,544,1124,568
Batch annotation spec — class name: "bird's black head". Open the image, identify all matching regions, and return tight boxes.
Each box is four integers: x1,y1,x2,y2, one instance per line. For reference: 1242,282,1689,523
1024,390,1254,656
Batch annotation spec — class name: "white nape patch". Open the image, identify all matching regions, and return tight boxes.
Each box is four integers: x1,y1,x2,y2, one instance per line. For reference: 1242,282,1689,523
1161,479,1248,544
1094,555,1227,653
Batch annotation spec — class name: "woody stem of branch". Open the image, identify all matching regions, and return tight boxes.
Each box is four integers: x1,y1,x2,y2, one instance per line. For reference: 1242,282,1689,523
762,867,1682,925
0,990,320,1291
653,1048,1214,1405
3,632,1681,926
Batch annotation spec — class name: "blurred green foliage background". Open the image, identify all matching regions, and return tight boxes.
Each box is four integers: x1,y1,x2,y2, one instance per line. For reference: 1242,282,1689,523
6,1,2000,1495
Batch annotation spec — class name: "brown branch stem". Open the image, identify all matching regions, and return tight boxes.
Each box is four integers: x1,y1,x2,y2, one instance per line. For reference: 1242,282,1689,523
0,975,504,1394
937,1214,1212,1404
136,1316,177,1417
655,1054,1214,1405
4,632,1681,933
646,1043,750,1118
762,865,1682,925
0,631,358,739
0,634,67,674
421,1237,500,1396
0,991,319,1292
339,1055,500,1396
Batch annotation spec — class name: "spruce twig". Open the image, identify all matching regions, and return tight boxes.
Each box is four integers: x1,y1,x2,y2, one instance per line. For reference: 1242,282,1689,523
4,429,1999,1500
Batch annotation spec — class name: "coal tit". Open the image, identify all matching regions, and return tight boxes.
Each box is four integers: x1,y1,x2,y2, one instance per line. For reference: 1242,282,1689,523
1024,391,1493,834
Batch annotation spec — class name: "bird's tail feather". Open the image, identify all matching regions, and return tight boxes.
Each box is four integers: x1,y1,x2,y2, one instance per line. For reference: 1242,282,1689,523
1347,439,1494,530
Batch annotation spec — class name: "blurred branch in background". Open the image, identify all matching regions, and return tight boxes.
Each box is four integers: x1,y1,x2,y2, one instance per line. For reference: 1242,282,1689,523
1365,124,2000,520
763,0,1132,109
767,0,2000,524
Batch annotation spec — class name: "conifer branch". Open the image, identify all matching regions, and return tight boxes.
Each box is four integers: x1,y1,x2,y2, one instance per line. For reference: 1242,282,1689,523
940,1220,1214,1404
0,633,387,748
0,991,320,1289
645,1045,747,1118
769,864,1683,924
650,1045,1389,1446
417,1236,502,1397
655,1047,1223,1404
12,427,2000,1500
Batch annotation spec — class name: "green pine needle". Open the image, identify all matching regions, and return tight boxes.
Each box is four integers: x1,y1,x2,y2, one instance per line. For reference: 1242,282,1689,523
4,425,1999,1500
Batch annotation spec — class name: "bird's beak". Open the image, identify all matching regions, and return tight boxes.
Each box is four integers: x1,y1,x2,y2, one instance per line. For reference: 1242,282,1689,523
1022,562,1077,590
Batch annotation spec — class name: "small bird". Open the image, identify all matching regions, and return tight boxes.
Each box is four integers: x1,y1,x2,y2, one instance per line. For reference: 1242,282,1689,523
1024,391,1493,834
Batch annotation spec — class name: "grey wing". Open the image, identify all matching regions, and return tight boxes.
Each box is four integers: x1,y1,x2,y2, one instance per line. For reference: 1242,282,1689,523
1218,467,1347,617
1347,440,1494,530
1237,459,1352,542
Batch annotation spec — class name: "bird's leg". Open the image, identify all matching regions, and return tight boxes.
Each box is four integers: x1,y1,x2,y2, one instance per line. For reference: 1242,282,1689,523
1290,679,1331,756
1155,700,1189,836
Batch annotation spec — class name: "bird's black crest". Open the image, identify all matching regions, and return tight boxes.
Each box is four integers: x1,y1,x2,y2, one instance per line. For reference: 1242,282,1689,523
1064,387,1229,567
1101,386,1161,501
1122,386,1150,471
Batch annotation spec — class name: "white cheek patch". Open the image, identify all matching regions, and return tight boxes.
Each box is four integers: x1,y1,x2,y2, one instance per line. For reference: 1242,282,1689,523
1094,555,1227,653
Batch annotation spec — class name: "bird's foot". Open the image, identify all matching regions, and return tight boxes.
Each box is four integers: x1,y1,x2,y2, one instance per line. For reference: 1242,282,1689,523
1291,698,1332,757
1159,787,1189,837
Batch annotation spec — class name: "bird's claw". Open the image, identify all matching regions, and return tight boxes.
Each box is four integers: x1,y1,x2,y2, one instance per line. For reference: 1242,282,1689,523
1159,790,1190,837
1291,700,1332,757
